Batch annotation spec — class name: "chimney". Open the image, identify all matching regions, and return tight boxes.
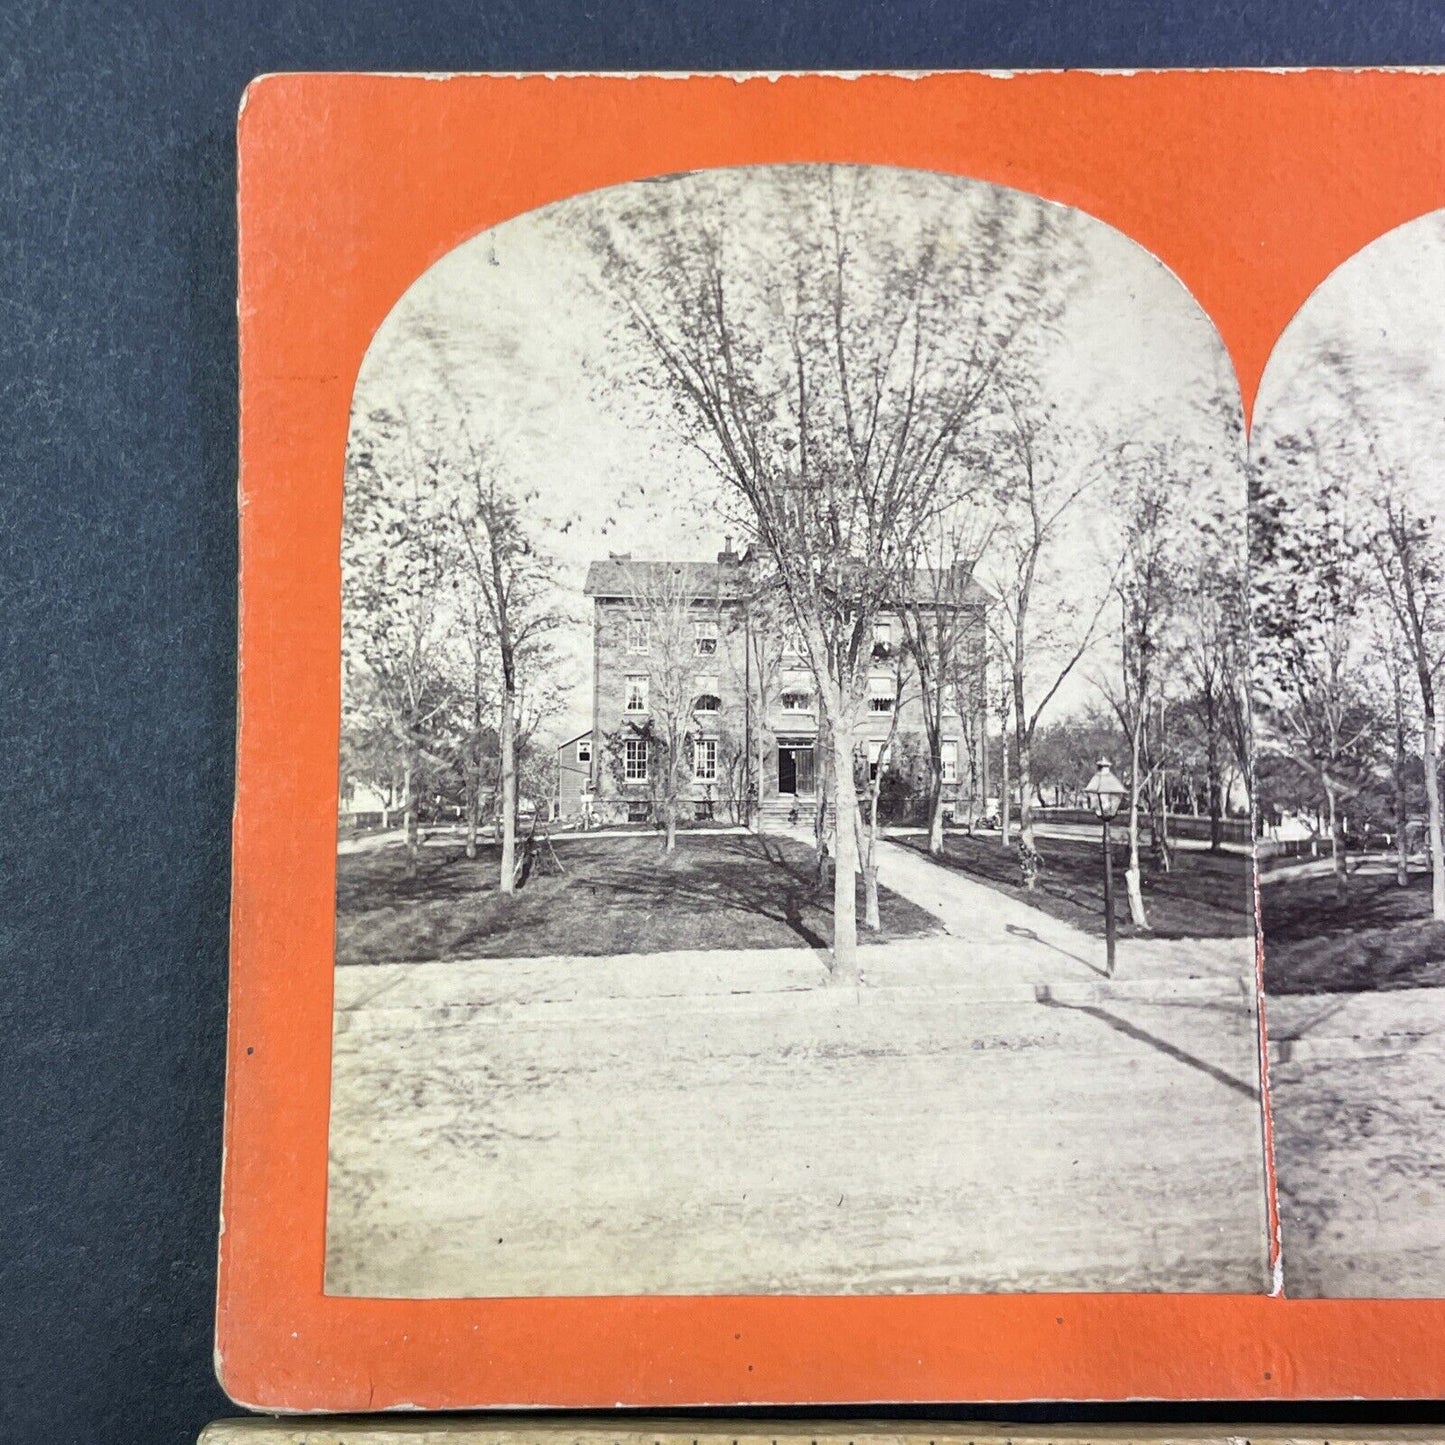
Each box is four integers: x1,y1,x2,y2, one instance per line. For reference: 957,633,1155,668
718,535,738,566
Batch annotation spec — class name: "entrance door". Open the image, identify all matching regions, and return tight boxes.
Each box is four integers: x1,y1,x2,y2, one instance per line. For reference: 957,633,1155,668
778,747,797,795
794,747,816,795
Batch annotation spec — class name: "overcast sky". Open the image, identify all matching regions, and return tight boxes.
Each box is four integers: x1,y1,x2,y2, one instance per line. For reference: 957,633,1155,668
1253,207,1445,519
350,166,1245,741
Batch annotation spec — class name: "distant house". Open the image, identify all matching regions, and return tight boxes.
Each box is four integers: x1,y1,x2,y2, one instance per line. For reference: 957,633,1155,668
554,728,594,820
580,542,989,827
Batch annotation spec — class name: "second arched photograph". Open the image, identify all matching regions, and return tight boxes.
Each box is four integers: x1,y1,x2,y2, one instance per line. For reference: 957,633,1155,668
1252,209,1445,1299
326,162,1270,1299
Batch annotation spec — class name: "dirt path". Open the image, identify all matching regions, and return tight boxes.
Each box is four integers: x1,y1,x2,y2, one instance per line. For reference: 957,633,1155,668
1269,986,1445,1296
326,848,1271,1296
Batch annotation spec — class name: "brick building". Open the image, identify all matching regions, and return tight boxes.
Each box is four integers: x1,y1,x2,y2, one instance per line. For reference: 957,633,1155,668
574,542,990,828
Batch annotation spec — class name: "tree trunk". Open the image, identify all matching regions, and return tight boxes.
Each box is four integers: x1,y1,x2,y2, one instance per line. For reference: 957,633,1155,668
830,721,860,983
403,752,419,879
1206,732,1223,852
1014,712,1039,889
1125,715,1148,927
1424,710,1445,919
664,768,679,854
999,727,1012,847
927,775,946,855
1325,775,1346,902
862,776,882,932
1393,681,1409,887
755,642,766,834
465,761,480,860
466,672,482,860
499,684,517,894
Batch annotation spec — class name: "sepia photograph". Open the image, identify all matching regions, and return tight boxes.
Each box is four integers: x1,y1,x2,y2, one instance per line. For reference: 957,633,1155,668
325,164,1270,1298
1252,209,1445,1298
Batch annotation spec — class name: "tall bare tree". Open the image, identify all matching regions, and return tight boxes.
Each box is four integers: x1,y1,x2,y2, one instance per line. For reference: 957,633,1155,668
898,502,995,853
578,165,1083,979
985,387,1113,887
620,560,719,852
1252,431,1379,899
450,451,564,893
1098,445,1184,928
342,405,457,877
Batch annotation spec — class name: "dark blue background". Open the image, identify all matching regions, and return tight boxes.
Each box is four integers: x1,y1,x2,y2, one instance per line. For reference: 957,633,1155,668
5,5,1445,1443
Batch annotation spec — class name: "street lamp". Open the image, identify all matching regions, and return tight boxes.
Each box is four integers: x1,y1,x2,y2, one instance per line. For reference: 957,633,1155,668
1083,758,1127,978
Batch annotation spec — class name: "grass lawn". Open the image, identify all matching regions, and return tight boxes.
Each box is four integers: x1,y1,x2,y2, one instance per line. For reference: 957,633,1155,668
1260,868,1445,995
335,832,940,965
899,832,1252,942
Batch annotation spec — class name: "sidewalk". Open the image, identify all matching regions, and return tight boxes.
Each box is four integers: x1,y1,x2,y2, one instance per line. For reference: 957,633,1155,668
768,821,1254,987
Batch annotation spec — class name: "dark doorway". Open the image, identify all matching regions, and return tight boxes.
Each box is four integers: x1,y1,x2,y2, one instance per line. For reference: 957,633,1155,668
778,745,815,796
778,747,796,794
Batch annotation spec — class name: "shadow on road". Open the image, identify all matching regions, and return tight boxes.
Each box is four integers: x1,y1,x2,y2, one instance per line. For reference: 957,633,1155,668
1035,985,1259,1100
1006,922,1107,977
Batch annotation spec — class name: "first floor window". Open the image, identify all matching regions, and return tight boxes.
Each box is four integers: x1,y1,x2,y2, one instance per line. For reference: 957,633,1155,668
941,739,959,784
625,674,648,713
781,689,812,712
625,738,648,781
694,737,718,781
868,677,896,713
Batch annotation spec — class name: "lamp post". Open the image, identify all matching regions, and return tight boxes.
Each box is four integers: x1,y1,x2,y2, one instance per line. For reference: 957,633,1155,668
1083,758,1127,978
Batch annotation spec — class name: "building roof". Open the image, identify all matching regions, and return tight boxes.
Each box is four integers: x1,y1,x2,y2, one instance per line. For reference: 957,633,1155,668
556,727,593,750
899,567,993,608
583,557,748,601
583,555,991,608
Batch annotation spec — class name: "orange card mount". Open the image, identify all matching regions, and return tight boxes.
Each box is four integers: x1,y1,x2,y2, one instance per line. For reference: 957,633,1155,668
226,69,1445,1410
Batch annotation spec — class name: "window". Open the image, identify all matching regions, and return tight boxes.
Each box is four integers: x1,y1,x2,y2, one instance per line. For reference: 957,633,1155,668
941,740,959,784
625,675,648,713
868,677,896,713
693,620,718,656
872,621,893,660
781,690,813,712
694,675,720,713
783,628,805,658
627,618,649,654
693,737,718,781
576,738,592,764
627,799,650,823
624,738,648,782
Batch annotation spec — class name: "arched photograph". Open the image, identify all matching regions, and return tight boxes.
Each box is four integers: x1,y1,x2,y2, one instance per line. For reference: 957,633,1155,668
1253,209,1445,1298
326,164,1270,1298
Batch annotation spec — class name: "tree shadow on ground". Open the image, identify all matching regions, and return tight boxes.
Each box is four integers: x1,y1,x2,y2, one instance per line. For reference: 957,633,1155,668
334,833,937,965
